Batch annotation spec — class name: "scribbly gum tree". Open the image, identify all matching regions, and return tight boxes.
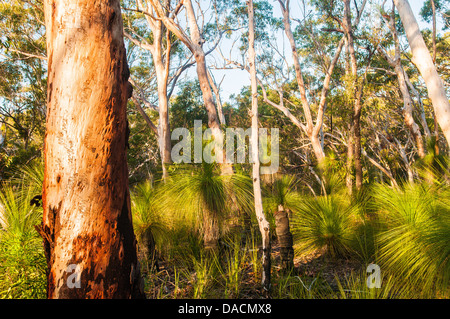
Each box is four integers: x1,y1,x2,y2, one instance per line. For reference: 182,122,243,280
39,0,145,298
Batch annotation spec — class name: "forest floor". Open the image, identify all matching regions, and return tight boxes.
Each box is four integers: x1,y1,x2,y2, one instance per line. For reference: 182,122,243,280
141,241,365,299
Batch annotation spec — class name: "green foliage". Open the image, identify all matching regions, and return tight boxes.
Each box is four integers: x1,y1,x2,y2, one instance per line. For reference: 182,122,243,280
263,175,301,213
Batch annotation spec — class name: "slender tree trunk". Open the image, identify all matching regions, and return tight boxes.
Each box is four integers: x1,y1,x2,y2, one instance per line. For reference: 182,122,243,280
278,0,324,163
248,0,271,294
203,211,220,251
343,0,363,190
395,65,426,158
182,0,233,176
430,0,440,155
153,24,172,180
149,0,232,247
431,0,437,64
393,0,450,149
274,205,294,272
194,51,228,247
154,56,172,179
39,0,144,298
207,70,227,126
125,1,172,179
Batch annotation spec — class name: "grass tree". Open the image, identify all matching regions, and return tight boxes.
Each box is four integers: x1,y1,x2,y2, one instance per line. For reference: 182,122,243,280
393,0,450,149
373,182,450,297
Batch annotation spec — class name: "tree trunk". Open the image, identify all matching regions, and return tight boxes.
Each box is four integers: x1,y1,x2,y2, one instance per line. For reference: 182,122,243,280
343,0,363,190
40,0,144,299
278,0,323,164
139,227,159,272
153,24,172,180
431,0,437,64
203,211,220,251
393,0,450,148
274,205,294,272
248,0,271,294
183,0,233,176
150,0,232,177
346,126,354,195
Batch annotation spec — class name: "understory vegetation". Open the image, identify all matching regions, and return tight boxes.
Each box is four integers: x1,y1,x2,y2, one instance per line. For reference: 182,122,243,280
1,160,448,299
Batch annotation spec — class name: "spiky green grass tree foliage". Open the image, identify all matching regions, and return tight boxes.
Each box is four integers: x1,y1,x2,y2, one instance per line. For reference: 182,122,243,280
372,182,450,297
0,180,46,298
290,194,360,258
154,162,254,251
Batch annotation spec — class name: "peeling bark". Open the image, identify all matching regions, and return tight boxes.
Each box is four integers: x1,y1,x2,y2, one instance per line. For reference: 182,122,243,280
41,0,144,299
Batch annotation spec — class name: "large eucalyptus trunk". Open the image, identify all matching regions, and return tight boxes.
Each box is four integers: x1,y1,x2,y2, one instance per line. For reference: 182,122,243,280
248,0,271,293
39,0,144,298
393,0,450,148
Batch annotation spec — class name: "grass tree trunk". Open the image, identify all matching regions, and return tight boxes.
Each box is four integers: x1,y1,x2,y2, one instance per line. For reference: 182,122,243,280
39,0,144,298
393,0,450,149
155,53,172,180
274,205,294,272
248,0,271,294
